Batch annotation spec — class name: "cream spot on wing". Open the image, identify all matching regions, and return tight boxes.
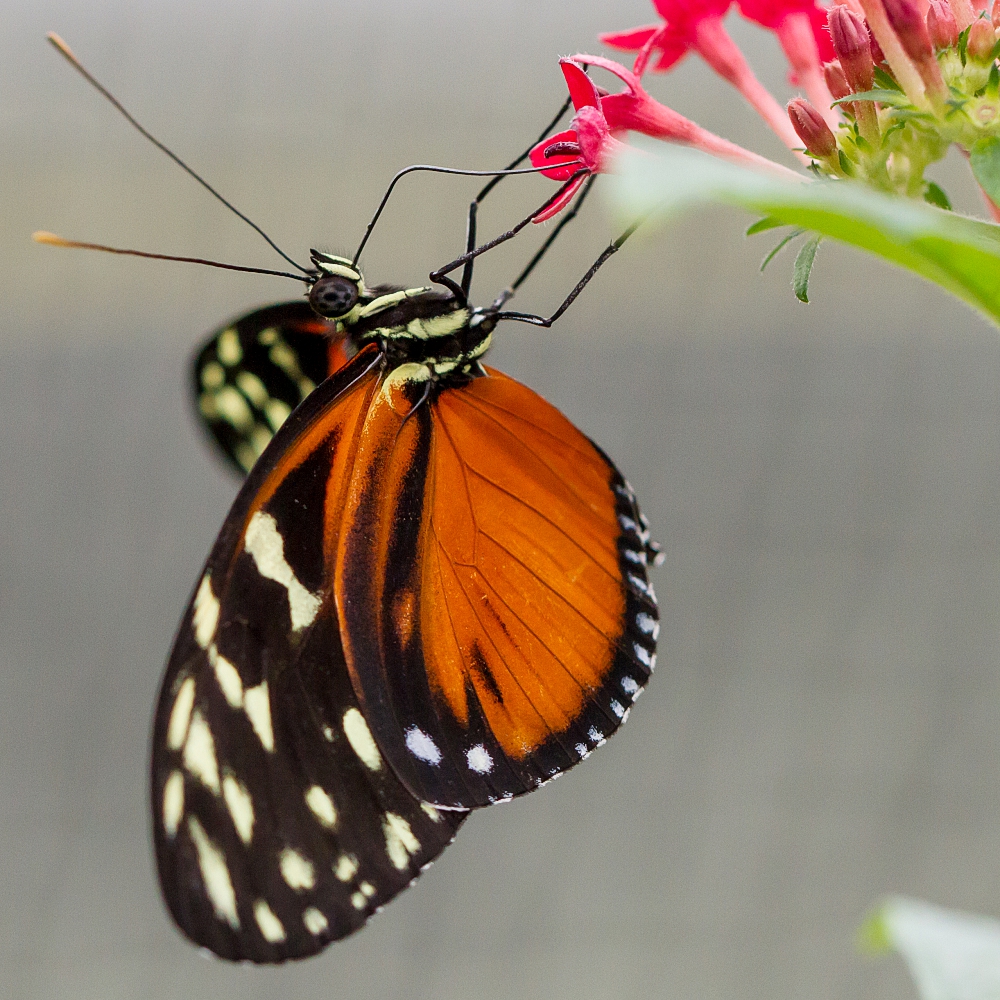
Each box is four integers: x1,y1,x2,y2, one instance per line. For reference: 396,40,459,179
216,327,242,366
209,646,243,708
351,891,366,910
192,575,220,650
305,785,337,829
264,398,292,432
334,853,359,882
279,847,316,891
243,681,274,753
303,907,329,936
166,676,196,751
244,512,321,631
343,708,381,771
360,881,375,898
187,816,239,928
183,710,220,794
235,370,269,407
214,386,254,431
162,770,184,838
383,812,420,871
253,900,286,943
420,802,442,822
222,774,254,844
200,360,225,389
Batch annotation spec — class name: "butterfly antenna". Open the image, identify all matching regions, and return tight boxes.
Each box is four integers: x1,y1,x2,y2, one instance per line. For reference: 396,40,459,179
46,33,311,276
351,161,581,269
32,231,311,282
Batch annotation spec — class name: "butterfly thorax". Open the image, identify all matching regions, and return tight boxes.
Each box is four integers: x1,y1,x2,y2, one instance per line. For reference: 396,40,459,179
308,253,495,384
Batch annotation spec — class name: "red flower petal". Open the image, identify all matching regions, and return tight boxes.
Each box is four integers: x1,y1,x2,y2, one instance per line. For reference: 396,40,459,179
529,128,585,181
532,174,587,223
559,60,601,111
599,24,662,51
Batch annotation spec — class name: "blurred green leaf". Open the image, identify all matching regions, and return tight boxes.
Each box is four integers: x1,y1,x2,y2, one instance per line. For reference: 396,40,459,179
610,146,1000,327
863,897,1000,1000
793,235,821,302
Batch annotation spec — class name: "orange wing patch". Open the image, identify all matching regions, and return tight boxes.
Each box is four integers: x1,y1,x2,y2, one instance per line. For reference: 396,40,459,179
420,368,624,759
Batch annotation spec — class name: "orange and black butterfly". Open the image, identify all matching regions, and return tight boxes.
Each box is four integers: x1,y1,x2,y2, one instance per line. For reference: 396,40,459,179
41,31,659,966
159,246,661,961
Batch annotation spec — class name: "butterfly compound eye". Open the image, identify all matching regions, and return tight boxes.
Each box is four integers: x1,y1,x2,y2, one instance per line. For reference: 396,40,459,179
309,274,360,318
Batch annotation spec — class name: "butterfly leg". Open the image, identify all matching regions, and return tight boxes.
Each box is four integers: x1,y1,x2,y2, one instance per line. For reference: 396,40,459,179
495,218,643,328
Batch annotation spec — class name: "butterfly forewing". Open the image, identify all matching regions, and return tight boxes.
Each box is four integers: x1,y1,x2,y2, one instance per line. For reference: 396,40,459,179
193,301,351,475
335,366,659,809
154,346,465,963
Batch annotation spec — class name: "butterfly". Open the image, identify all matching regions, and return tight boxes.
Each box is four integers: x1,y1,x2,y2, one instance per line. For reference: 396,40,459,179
155,250,661,962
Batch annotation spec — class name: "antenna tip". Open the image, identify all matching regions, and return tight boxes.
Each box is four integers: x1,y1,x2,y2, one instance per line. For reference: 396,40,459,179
33,231,66,246
46,33,75,59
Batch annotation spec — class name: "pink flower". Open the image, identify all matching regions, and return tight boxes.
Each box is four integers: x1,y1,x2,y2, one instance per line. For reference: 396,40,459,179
528,56,804,220
600,1,814,148
737,0,835,62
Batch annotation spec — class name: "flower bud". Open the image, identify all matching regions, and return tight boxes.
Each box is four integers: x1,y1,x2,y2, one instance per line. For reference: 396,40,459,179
869,26,886,66
787,98,838,157
993,0,1000,31
824,60,853,100
829,5,875,92
883,0,935,65
967,16,997,62
926,0,959,49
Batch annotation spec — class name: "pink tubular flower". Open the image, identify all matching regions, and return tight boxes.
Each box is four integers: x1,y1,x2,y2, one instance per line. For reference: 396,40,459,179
529,56,803,220
600,0,815,150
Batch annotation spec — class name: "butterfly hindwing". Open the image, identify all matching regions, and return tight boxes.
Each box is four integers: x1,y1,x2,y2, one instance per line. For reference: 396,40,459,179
192,301,351,475
335,365,659,809
154,346,466,962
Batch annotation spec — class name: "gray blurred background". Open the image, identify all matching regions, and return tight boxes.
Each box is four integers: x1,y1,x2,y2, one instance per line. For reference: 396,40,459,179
3,1,1000,997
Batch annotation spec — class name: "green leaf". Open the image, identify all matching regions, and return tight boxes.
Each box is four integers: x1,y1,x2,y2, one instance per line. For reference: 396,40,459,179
832,88,910,106
793,235,821,301
970,136,1000,205
610,145,1000,328
959,23,971,65
874,66,904,91
760,228,804,271
864,897,1000,1000
925,181,952,211
745,216,784,236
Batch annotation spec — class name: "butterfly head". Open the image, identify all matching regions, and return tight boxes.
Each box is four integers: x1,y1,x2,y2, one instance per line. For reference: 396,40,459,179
308,251,365,320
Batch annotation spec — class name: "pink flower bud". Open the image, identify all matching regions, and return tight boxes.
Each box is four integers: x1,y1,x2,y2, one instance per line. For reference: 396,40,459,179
993,0,1000,30
883,0,935,64
967,16,997,62
787,97,838,157
823,60,853,100
926,0,960,49
829,5,875,92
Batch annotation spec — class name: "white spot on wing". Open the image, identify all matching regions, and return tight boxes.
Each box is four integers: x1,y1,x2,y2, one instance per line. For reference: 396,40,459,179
621,675,640,697
383,812,421,871
343,708,382,770
351,891,366,910
243,681,274,753
222,774,254,844
192,575,220,650
405,726,442,765
183,710,220,794
244,512,321,631
279,848,316,891
187,816,239,928
360,881,375,898
303,907,329,936
466,744,493,774
633,643,653,667
253,900,286,943
610,699,625,719
305,785,337,829
636,612,659,639
166,677,196,751
575,743,589,758
162,770,184,838
334,853,359,882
